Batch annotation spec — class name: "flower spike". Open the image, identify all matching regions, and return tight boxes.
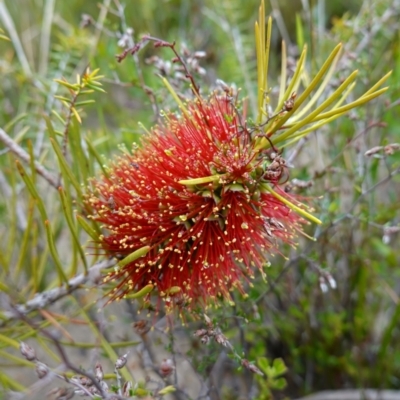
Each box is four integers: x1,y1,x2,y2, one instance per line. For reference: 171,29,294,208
85,0,389,313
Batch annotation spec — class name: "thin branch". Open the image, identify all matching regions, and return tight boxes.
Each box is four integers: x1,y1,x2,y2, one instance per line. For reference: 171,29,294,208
346,166,400,215
113,0,160,121
1,258,116,325
255,165,400,304
0,128,59,189
12,309,107,398
116,35,201,96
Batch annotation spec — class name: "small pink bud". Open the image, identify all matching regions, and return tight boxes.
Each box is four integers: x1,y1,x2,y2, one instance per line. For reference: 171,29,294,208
241,359,263,376
365,146,383,156
283,92,296,111
200,335,210,345
95,362,104,381
159,359,175,378
123,381,132,397
35,362,49,379
214,333,228,347
133,320,150,335
194,51,206,59
115,352,129,369
20,342,36,361
194,329,208,337
204,314,212,327
384,143,400,155
71,375,92,386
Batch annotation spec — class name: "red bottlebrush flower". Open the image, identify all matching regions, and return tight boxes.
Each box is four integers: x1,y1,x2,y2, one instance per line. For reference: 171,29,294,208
85,94,307,311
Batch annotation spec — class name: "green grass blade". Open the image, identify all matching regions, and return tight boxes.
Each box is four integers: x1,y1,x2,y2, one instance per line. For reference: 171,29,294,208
49,138,82,198
69,120,90,184
274,70,359,144
14,201,35,280
58,187,88,273
76,214,100,241
16,160,69,285
85,136,110,178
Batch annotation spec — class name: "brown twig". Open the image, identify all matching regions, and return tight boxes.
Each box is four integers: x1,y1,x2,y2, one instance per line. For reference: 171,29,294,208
255,162,400,305
13,308,108,398
112,0,161,121
1,258,116,325
116,35,200,96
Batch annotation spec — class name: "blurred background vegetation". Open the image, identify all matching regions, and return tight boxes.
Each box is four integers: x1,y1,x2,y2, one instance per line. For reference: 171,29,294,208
0,0,399,399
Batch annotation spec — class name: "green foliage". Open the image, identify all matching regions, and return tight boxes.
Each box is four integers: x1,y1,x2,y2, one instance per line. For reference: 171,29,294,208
255,357,288,399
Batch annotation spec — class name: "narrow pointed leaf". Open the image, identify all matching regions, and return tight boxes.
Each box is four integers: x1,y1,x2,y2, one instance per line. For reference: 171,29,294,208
59,188,88,273
118,246,151,268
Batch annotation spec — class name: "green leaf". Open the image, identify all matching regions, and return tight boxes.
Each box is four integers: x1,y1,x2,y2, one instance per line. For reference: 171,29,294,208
58,187,88,274
295,13,305,51
76,215,101,241
54,79,79,90
69,120,89,184
179,174,228,186
14,200,35,280
49,137,82,199
75,99,96,107
51,110,66,125
4,113,28,132
124,284,154,299
85,137,110,178
85,82,106,92
117,246,151,268
54,95,72,103
16,160,68,285
158,385,176,395
0,333,20,349
0,371,26,391
272,358,287,376
257,357,269,373
271,377,287,390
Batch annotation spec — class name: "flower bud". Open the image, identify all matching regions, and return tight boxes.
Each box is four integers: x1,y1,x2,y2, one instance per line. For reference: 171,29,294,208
241,358,263,376
204,314,212,327
20,342,36,361
214,332,228,347
115,352,129,369
159,359,174,378
95,362,104,381
123,381,132,397
35,362,49,379
133,319,150,335
194,329,207,337
200,335,210,345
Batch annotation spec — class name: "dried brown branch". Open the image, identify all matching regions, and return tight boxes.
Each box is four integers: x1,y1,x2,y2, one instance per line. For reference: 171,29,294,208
14,309,107,399
1,258,116,325
116,35,200,96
